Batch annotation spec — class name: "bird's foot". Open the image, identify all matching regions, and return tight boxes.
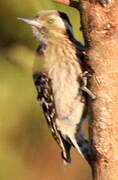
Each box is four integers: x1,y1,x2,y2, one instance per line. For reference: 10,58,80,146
80,71,96,100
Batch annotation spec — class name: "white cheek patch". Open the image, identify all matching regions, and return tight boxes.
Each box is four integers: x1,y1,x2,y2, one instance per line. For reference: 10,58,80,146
56,18,66,29
31,26,40,39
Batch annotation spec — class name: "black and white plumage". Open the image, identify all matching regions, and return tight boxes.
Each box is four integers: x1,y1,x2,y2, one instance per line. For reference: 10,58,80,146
33,73,59,144
18,10,94,164
33,72,72,162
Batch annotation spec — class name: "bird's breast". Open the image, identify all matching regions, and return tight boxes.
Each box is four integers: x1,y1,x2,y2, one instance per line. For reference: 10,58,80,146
48,59,84,124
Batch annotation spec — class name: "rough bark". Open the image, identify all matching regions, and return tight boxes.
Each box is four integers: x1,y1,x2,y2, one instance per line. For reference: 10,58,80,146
54,0,118,179
80,0,118,179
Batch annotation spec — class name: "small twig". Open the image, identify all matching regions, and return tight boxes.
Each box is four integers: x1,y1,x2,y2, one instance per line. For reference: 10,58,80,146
53,0,70,5
53,0,80,10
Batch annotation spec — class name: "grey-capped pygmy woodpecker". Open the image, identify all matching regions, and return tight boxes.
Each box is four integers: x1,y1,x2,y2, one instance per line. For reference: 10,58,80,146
18,10,95,164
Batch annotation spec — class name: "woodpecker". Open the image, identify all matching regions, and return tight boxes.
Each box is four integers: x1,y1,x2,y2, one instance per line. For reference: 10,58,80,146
18,10,95,164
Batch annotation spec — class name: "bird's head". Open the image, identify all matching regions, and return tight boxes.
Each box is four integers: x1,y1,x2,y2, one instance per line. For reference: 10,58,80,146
18,10,73,44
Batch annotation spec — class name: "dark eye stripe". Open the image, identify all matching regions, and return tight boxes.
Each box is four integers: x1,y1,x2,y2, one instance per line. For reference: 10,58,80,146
58,11,72,27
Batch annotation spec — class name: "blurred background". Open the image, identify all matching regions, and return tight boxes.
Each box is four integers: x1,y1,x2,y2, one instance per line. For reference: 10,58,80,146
0,0,91,179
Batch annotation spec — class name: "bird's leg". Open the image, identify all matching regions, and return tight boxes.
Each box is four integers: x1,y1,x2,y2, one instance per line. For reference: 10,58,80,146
80,71,96,100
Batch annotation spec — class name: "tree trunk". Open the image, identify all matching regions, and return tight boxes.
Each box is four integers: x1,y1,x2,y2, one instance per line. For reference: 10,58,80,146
80,0,118,179
54,0,118,179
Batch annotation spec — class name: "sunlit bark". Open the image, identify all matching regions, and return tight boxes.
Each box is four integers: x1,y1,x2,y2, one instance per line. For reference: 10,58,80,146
54,0,118,179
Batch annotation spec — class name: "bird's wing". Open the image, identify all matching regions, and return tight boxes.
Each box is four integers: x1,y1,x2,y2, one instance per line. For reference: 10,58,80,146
33,72,58,142
33,72,71,163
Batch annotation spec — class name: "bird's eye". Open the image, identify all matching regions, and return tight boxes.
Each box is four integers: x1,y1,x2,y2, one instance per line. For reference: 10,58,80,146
48,18,54,24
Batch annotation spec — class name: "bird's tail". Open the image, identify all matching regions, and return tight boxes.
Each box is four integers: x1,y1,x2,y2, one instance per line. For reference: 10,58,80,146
74,100,92,165
75,125,92,165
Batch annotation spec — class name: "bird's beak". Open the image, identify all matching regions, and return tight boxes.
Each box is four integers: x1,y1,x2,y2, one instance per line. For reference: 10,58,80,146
18,17,41,28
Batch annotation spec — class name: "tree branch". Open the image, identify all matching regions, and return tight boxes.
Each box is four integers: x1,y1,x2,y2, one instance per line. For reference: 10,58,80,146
53,0,80,10
80,0,118,179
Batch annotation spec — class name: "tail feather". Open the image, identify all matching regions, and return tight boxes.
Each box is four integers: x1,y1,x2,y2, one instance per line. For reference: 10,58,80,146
59,132,71,163
75,124,92,165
